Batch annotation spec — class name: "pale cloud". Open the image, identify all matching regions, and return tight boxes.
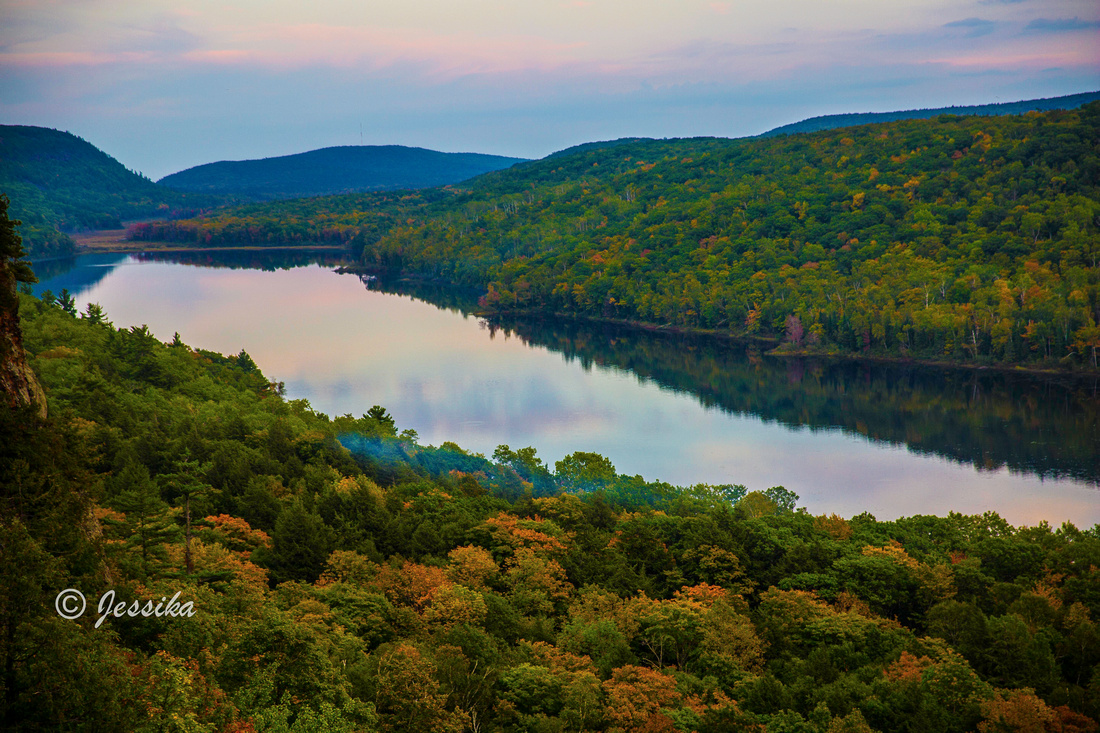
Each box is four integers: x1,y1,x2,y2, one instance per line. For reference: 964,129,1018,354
220,22,593,76
925,50,1091,69
3,0,1094,80
0,0,966,69
943,17,998,38
116,15,202,54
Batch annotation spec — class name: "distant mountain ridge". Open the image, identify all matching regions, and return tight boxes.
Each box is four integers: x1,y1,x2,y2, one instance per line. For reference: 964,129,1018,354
5,91,1096,259
760,90,1100,137
158,145,530,200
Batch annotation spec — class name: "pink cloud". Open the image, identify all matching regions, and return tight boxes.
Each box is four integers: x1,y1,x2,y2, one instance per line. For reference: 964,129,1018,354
181,49,254,64
194,22,592,77
926,49,1098,68
0,51,155,68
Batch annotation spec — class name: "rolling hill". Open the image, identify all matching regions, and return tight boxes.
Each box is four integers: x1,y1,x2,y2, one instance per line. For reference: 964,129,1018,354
345,105,1097,371
0,125,217,258
158,145,529,200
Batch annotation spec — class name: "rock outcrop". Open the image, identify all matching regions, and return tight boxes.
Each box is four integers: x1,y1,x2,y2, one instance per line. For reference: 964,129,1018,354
0,194,47,418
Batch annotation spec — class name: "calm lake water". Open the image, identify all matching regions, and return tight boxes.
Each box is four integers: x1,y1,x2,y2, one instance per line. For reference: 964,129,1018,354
33,251,1100,527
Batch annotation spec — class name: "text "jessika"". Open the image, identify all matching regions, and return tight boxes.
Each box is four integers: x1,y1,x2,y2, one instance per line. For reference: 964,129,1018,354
96,590,196,628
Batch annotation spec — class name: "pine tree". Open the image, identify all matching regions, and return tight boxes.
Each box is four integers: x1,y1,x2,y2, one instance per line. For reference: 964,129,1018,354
107,462,179,581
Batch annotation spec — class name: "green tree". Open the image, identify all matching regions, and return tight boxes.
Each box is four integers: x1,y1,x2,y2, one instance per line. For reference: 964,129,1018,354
0,194,36,288
265,500,333,584
555,452,616,494
57,288,76,316
160,455,213,576
107,461,179,580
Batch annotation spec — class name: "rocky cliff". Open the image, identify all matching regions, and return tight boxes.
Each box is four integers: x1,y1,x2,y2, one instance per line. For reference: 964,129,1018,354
0,195,47,418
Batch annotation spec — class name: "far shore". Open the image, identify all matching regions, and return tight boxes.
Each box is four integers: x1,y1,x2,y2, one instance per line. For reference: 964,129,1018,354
50,244,1100,380
471,309,1100,382
69,228,350,255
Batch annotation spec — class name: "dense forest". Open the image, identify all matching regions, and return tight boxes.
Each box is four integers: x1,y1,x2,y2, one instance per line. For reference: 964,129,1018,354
126,190,436,248
356,105,1100,370
158,146,528,200
4,220,1099,731
133,105,1100,371
0,126,222,258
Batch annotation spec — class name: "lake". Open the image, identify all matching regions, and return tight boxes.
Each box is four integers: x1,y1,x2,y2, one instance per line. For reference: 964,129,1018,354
32,250,1100,527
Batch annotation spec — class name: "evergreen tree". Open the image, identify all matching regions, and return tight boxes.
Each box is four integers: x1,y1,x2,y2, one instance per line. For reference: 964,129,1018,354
106,462,178,581
265,499,333,584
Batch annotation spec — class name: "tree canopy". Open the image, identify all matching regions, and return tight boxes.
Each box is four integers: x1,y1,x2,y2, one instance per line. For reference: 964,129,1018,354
2,286,1097,731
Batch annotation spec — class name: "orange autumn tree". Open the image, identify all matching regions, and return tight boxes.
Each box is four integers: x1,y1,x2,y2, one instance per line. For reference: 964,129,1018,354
601,665,681,732
481,512,571,558
200,514,272,558
446,545,500,590
629,584,765,675
479,512,574,615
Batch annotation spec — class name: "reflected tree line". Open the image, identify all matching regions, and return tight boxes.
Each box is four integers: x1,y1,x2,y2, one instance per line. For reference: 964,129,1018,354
135,248,347,270
360,274,1100,486
32,249,346,299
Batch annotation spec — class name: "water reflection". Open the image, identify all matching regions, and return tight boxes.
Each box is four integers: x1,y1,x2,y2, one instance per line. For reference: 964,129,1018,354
135,248,346,271
363,276,1100,487
30,253,1100,525
31,248,345,298
486,317,1100,484
30,253,129,297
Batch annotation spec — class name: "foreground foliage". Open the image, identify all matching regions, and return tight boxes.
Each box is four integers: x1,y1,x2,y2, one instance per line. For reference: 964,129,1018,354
2,293,1097,732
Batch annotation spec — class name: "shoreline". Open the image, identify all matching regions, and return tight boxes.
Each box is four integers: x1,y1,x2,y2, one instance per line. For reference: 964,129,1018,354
339,263,1098,380
61,230,351,257
477,307,1100,381
339,260,1097,381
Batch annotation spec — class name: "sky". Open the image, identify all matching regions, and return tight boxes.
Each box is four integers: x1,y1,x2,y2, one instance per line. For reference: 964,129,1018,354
2,0,1098,179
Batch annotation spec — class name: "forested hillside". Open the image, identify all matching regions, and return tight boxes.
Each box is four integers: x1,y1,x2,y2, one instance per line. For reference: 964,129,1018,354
3,243,1099,731
158,145,528,200
128,189,445,248
135,105,1100,370
356,104,1100,370
0,126,219,257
